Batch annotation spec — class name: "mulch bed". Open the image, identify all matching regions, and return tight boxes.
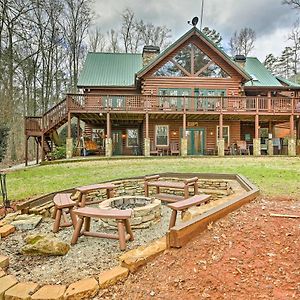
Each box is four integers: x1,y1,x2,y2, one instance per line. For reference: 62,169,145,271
102,196,300,299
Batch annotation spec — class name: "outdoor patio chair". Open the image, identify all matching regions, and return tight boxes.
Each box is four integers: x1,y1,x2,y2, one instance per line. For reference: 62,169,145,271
236,140,250,155
170,142,180,155
150,141,159,156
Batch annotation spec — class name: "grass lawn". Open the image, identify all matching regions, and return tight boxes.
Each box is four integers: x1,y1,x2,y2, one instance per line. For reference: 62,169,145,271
4,156,300,201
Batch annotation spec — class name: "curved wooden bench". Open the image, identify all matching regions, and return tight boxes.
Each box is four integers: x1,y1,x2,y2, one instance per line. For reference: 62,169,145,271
144,175,199,201
71,207,134,251
76,183,116,207
52,193,77,233
167,194,211,229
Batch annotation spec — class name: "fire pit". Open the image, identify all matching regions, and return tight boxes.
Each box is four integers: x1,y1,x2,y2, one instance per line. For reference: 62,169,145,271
99,196,161,229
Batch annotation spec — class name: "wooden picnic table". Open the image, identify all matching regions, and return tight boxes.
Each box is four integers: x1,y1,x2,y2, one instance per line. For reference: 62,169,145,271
76,183,116,207
144,175,199,202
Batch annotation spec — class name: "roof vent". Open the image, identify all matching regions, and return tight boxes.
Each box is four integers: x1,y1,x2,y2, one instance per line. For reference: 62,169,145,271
142,45,160,66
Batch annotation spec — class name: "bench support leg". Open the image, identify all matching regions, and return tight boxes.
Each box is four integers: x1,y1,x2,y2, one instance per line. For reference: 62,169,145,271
69,208,77,228
117,220,126,251
184,186,189,199
144,182,149,197
53,209,62,233
84,216,91,232
71,216,84,245
194,183,199,195
169,210,177,229
124,219,134,241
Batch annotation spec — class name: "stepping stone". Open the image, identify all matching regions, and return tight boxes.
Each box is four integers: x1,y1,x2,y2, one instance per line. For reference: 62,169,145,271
11,215,42,231
0,256,9,269
64,277,99,300
0,275,18,300
5,282,39,300
0,225,15,238
98,266,129,289
31,285,66,300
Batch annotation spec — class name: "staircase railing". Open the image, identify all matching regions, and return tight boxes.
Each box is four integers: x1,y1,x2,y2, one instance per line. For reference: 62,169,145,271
42,98,68,133
24,117,42,135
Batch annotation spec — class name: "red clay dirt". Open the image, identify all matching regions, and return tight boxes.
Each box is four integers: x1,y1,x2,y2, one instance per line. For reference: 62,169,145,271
100,197,300,300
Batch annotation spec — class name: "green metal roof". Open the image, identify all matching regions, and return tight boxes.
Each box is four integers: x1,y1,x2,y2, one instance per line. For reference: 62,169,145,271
77,52,143,87
276,75,300,87
244,57,282,87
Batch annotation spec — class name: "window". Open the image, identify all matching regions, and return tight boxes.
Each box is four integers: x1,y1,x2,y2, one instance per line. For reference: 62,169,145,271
156,125,169,146
127,129,139,147
217,126,230,146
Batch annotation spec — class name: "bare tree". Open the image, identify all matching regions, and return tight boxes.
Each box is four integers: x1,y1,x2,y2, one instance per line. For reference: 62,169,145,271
107,29,120,53
121,8,136,53
229,27,256,56
89,27,106,52
288,19,300,75
60,0,92,91
282,0,300,8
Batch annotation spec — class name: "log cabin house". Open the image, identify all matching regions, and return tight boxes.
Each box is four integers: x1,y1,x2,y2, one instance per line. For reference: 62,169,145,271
25,27,300,163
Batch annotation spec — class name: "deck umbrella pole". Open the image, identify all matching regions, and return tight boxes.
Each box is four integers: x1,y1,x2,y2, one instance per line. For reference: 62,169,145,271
253,114,261,156
217,114,224,156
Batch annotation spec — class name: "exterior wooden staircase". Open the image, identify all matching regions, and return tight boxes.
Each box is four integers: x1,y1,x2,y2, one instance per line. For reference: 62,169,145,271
25,97,82,160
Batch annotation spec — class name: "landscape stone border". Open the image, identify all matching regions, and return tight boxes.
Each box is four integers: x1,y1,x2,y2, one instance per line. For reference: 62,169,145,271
0,172,259,299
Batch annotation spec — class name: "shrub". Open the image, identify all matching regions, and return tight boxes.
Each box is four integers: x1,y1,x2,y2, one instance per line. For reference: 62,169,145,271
0,125,9,162
51,145,66,160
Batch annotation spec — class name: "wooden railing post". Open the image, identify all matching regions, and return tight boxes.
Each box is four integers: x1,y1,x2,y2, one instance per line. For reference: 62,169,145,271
267,92,271,112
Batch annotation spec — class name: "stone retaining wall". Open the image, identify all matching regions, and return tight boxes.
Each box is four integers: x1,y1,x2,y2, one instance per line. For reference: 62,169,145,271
27,177,233,217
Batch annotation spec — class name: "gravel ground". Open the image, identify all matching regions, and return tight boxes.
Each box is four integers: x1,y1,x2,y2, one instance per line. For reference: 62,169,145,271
0,204,171,285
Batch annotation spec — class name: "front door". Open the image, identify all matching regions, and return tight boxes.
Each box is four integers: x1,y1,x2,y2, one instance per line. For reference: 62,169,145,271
112,130,122,155
186,128,205,155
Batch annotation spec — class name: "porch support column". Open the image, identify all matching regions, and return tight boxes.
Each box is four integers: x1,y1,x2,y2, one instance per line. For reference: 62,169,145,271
76,117,81,156
181,112,187,156
144,113,150,157
267,121,273,156
288,114,296,156
25,136,29,166
66,112,73,159
105,112,112,157
41,134,45,162
36,137,39,164
217,114,224,157
253,114,261,156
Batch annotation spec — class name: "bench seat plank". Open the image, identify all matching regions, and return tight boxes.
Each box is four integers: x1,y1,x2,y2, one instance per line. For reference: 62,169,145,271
53,193,75,208
76,183,116,193
147,181,186,189
168,194,211,210
74,207,132,219
155,193,185,203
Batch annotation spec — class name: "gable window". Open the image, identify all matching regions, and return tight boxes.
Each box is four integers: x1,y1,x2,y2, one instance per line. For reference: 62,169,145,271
156,125,169,146
217,126,230,147
153,43,230,78
127,129,139,147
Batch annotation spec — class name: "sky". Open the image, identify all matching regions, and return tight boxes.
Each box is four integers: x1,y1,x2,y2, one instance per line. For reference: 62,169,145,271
92,0,299,61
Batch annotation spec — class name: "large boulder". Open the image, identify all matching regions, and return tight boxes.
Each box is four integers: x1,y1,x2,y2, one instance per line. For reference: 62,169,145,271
11,214,42,230
21,234,70,256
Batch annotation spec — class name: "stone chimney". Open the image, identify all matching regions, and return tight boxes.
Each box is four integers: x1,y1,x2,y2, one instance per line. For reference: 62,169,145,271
142,45,160,66
234,54,246,68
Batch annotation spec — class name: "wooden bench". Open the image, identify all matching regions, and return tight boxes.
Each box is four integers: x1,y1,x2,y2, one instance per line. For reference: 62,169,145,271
167,194,211,229
144,175,199,202
52,193,77,233
71,207,134,250
76,183,116,207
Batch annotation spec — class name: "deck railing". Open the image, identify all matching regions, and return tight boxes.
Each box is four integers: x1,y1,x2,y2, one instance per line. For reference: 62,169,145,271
67,94,300,114
24,117,42,135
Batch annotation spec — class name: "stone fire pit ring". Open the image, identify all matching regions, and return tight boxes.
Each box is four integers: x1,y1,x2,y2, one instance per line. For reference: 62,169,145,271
99,196,161,229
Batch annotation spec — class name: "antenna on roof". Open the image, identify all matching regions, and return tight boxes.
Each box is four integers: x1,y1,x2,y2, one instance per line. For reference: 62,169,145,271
200,0,205,30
